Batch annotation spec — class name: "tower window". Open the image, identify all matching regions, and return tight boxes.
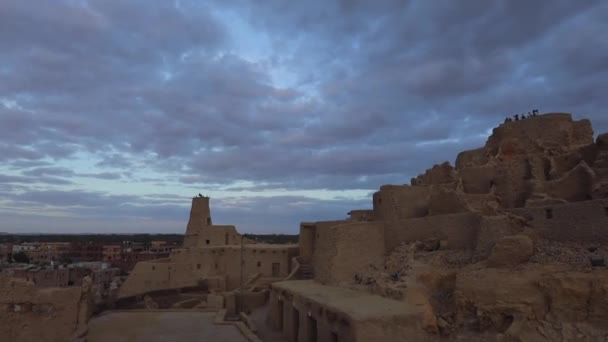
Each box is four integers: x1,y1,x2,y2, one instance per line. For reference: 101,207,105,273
206,240,210,245
545,208,553,219
257,261,261,267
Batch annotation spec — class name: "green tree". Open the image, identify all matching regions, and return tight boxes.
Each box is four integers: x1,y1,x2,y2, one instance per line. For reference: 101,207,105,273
12,251,30,263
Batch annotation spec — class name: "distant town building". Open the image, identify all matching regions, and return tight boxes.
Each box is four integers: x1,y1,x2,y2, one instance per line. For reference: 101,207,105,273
0,243,12,262
102,245,122,262
12,243,37,253
27,242,71,264
67,242,103,262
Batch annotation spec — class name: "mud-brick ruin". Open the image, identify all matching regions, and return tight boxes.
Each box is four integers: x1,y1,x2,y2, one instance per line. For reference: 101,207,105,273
267,113,608,341
119,196,299,298
3,112,608,342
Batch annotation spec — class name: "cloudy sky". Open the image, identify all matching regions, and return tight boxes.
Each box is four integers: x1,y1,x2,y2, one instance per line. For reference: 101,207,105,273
1,1,607,234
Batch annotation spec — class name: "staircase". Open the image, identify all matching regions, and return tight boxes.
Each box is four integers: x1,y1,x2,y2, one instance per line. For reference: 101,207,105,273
298,263,314,280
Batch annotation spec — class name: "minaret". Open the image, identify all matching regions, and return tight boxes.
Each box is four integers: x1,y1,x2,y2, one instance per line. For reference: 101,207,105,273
185,196,212,236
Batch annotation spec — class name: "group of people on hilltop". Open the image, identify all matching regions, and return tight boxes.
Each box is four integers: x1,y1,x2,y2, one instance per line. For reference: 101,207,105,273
504,109,539,123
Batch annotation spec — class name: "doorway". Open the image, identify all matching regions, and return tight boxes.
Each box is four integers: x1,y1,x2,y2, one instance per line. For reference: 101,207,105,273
307,316,317,342
277,300,284,331
292,308,299,342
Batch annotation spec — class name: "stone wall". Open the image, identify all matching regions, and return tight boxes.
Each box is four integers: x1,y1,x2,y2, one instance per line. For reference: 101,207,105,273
7,267,94,288
347,210,375,221
191,225,242,247
0,275,91,342
373,185,430,220
384,212,480,253
310,221,344,285
119,245,298,298
509,199,608,243
313,222,385,285
299,222,316,263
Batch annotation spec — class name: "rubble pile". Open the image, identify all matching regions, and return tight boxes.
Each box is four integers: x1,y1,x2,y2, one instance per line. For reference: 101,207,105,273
347,114,608,341
530,239,608,267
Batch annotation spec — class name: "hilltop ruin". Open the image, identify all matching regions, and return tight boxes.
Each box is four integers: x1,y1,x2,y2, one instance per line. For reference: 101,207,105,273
3,112,608,342
268,113,608,341
119,195,299,300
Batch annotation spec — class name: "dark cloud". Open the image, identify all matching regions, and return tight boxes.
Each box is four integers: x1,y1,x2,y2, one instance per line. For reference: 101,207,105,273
0,0,606,232
0,190,362,234
0,174,73,186
78,172,123,180
22,167,75,177
8,190,137,208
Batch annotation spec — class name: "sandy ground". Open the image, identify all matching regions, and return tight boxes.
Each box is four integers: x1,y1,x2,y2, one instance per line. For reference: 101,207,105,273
87,311,248,342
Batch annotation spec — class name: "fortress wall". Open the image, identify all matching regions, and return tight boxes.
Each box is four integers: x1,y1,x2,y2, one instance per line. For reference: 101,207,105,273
373,185,430,220
428,187,469,216
119,245,298,298
118,260,198,298
184,225,241,248
509,199,608,243
347,210,375,221
301,220,347,266
459,165,496,194
384,212,480,253
299,222,316,262
485,114,593,154
314,222,385,285
311,221,346,284
224,246,298,289
0,275,84,342
194,225,241,246
455,147,488,170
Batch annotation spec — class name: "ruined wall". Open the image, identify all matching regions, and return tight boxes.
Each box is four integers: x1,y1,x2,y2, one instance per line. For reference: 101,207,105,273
192,225,242,247
0,275,89,342
427,187,469,216
485,114,593,156
309,221,346,285
474,216,524,258
455,147,488,170
119,259,198,298
313,222,385,285
373,185,430,220
299,220,346,267
299,222,316,263
7,267,94,288
347,210,375,221
119,245,298,298
509,199,608,243
384,212,480,253
447,113,600,209
411,161,458,188
223,246,298,289
453,266,608,340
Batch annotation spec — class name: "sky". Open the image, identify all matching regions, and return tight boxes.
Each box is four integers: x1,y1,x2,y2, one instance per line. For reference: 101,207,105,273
1,0,607,234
